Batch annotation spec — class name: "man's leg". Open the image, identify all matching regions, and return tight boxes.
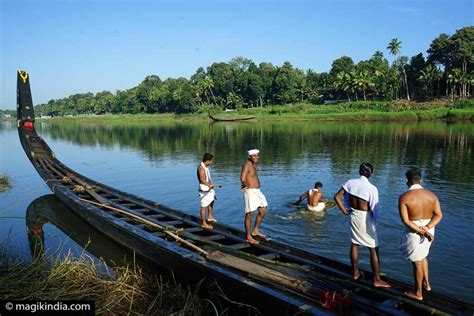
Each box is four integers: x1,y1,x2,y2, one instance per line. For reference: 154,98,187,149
200,207,212,229
207,201,216,222
369,247,391,288
252,207,266,237
421,257,431,291
405,261,424,300
350,243,360,280
245,212,259,244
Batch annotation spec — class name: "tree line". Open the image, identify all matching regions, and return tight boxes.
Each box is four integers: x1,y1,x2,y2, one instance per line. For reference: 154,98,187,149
35,27,473,116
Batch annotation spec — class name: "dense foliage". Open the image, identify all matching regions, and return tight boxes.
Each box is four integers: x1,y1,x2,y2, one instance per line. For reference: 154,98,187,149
35,27,474,116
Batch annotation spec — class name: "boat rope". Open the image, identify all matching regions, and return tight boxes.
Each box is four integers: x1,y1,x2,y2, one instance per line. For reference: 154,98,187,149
77,198,210,256
0,178,66,214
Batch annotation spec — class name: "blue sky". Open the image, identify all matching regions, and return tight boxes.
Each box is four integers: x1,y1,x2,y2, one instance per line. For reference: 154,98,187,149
1,0,472,109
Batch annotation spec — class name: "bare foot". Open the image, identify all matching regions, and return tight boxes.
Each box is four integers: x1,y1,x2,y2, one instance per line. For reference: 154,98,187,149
207,218,217,223
374,279,391,288
245,237,260,245
251,231,267,238
201,223,213,229
405,291,423,301
353,271,363,281
423,282,432,291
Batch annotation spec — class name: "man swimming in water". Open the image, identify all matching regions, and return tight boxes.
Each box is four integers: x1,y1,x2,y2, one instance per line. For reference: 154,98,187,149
296,181,327,212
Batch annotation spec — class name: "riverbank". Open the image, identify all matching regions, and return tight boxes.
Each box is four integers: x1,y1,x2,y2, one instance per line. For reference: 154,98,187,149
31,99,473,124
0,244,208,315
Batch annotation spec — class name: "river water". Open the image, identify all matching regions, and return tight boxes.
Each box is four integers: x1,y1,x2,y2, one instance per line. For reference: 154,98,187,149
1,119,473,303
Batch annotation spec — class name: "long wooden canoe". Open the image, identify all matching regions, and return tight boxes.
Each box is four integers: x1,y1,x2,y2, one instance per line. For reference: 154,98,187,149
208,111,255,122
17,70,474,315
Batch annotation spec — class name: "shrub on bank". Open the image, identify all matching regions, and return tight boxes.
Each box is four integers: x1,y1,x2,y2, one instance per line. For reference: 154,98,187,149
0,175,12,193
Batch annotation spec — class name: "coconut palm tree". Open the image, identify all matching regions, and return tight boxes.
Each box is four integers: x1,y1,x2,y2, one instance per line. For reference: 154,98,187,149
387,38,410,100
419,64,440,98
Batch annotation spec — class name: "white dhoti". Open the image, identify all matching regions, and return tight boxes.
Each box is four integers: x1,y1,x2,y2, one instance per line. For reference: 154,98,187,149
243,188,268,213
350,208,378,248
308,202,326,212
199,184,215,208
400,219,434,262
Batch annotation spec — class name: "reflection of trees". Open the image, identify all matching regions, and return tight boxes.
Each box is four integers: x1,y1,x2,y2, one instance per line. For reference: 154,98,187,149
36,121,473,184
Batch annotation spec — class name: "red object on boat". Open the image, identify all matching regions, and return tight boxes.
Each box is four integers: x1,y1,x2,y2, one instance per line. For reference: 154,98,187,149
32,226,43,234
23,121,34,129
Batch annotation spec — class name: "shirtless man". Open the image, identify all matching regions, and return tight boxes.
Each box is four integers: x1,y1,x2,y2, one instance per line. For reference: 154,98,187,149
197,153,217,229
399,167,443,301
240,149,268,245
334,163,391,288
296,181,327,212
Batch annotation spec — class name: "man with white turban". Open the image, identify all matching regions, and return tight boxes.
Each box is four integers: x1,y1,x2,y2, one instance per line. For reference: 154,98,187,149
240,149,268,244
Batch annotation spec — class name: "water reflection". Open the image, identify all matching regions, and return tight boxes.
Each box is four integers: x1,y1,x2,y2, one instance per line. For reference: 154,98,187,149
36,121,473,184
25,194,135,267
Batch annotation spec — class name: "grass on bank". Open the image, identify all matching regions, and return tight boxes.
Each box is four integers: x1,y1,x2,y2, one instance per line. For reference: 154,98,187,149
28,98,474,123
0,244,209,315
0,175,12,193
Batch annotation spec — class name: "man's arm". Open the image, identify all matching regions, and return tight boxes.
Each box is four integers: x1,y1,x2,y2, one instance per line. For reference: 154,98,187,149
198,166,213,188
334,187,350,215
240,162,249,191
295,191,309,204
424,198,443,230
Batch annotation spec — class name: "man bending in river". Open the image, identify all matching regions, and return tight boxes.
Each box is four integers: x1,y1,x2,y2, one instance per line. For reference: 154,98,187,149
197,153,217,229
296,181,327,212
240,149,267,245
334,163,391,288
399,167,443,301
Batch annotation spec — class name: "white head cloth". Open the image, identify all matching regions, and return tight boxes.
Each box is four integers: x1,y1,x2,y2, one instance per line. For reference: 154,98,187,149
248,149,259,156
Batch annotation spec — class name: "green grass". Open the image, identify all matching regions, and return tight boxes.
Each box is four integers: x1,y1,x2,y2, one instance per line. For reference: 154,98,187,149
34,99,474,123
0,175,12,193
0,243,208,315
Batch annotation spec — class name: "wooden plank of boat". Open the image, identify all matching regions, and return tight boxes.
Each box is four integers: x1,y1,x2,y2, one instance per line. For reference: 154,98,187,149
16,70,474,315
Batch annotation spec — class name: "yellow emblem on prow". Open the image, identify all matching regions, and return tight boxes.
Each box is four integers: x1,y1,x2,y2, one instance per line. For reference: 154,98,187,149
18,70,29,83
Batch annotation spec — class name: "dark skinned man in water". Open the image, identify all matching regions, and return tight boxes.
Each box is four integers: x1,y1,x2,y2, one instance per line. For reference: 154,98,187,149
334,163,391,288
399,167,442,301
240,149,267,245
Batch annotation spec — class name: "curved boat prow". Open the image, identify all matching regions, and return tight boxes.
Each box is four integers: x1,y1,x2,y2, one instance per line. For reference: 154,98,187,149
17,70,55,161
17,70,35,124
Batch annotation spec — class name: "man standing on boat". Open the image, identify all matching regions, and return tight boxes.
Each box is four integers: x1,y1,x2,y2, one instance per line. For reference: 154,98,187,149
197,153,217,229
334,163,391,288
240,149,267,245
399,167,442,301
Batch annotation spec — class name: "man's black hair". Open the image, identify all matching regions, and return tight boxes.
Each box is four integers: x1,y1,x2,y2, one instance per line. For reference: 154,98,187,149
406,167,422,180
314,181,323,188
359,163,374,178
202,153,214,162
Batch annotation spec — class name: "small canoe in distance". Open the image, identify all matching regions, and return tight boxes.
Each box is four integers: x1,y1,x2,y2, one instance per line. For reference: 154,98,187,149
208,111,255,122
17,70,474,315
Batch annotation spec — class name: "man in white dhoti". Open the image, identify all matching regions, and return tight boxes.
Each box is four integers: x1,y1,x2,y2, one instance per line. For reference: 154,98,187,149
240,149,267,245
296,181,327,212
334,163,391,288
197,153,217,229
399,167,443,301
